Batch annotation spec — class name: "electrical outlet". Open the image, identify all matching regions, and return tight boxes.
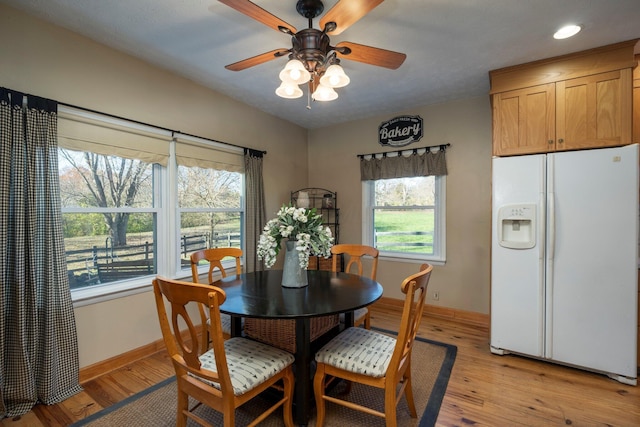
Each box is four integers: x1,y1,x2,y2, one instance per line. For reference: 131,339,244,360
432,291,439,301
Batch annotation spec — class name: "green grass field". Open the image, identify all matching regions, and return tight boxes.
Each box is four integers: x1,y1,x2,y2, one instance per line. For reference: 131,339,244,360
374,209,434,254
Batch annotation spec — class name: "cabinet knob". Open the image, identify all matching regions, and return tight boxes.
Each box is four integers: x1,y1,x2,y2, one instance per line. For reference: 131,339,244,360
548,140,554,145
558,138,564,143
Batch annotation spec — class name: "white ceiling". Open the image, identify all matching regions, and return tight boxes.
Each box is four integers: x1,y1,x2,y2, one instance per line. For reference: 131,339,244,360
3,0,639,129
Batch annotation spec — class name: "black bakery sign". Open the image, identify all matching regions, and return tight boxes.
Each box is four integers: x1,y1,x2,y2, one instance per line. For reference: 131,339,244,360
378,115,423,147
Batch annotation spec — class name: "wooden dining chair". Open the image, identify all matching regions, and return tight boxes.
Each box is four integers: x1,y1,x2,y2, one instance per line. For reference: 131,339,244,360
153,276,295,427
190,247,242,348
190,247,243,284
313,264,433,427
331,243,379,329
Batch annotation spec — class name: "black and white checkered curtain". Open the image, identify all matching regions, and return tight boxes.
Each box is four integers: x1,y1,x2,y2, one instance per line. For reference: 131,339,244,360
0,88,82,418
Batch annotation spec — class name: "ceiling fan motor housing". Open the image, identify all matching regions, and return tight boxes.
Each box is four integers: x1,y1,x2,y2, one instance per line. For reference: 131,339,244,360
292,29,332,73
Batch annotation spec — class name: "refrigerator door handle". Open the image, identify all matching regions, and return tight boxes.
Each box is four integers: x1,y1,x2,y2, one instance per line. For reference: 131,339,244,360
545,191,555,358
545,154,555,359
547,155,555,262
547,192,555,261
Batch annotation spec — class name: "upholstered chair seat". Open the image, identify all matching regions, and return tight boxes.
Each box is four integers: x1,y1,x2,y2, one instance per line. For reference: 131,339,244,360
315,327,396,378
194,337,294,395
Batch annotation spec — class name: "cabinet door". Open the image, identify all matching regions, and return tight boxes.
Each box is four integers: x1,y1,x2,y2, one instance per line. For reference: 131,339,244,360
556,69,632,150
492,84,555,156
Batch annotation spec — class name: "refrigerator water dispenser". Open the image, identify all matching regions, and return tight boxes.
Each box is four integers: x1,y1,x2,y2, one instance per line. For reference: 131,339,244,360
497,204,536,249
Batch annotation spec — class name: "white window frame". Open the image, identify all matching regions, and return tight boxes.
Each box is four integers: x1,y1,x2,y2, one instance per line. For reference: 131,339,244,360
173,134,245,279
362,175,446,265
60,110,246,306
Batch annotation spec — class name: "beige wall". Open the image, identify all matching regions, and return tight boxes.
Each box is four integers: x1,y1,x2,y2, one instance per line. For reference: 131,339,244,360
0,3,492,369
0,4,307,368
308,97,493,313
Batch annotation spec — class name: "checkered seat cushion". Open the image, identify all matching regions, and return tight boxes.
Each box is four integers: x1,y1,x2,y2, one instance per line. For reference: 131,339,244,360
193,337,294,395
315,327,396,378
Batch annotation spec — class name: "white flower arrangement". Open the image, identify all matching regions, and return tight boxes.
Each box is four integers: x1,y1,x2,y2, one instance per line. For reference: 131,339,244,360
257,205,334,269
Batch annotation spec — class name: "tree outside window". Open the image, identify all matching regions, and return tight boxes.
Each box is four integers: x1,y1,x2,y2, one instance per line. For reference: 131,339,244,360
177,165,243,269
59,150,244,288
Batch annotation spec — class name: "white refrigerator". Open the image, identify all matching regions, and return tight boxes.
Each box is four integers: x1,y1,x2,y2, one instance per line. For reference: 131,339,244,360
490,144,638,385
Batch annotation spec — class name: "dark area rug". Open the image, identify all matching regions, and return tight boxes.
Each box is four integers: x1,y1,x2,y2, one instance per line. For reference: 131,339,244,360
71,329,456,427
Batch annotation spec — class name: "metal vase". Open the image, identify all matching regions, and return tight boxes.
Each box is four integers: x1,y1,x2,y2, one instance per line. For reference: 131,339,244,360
281,240,308,288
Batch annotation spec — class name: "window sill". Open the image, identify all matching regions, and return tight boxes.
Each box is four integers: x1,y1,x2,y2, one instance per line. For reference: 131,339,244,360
378,252,446,266
71,277,156,308
71,271,191,308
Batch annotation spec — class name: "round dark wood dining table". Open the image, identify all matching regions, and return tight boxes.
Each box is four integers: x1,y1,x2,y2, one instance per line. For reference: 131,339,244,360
213,269,383,426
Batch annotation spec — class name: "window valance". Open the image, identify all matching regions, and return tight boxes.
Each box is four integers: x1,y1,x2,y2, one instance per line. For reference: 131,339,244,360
359,145,448,180
58,107,172,166
174,133,244,173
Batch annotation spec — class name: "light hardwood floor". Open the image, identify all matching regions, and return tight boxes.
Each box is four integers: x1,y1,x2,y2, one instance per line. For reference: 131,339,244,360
2,304,640,426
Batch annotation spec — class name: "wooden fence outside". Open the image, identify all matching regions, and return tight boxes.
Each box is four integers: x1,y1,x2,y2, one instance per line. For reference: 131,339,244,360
66,231,241,289
374,230,434,252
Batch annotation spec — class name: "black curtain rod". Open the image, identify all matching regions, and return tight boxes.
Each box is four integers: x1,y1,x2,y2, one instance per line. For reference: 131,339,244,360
54,99,266,155
357,143,450,159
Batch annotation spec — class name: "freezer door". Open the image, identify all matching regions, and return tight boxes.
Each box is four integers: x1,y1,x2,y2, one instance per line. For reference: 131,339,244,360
546,144,638,379
491,155,546,357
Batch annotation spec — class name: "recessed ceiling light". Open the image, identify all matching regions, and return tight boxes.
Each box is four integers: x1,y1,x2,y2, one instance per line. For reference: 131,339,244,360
553,24,582,40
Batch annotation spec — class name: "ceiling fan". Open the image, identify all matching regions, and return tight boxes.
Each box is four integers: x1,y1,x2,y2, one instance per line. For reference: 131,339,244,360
219,0,407,101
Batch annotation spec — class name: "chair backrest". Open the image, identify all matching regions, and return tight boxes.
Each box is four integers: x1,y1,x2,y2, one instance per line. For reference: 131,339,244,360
190,247,243,284
153,276,233,392
390,264,433,373
330,244,379,280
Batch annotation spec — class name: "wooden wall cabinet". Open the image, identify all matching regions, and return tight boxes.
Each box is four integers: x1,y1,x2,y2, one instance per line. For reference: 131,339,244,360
490,40,637,156
492,83,555,155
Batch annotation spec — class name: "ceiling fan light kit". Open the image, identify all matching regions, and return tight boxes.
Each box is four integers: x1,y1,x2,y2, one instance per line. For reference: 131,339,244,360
276,81,304,99
312,83,338,101
319,63,350,88
220,0,406,105
279,59,311,85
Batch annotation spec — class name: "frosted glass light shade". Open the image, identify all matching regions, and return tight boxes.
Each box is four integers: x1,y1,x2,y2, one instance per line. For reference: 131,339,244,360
279,59,311,85
276,81,303,99
312,83,338,101
319,64,350,88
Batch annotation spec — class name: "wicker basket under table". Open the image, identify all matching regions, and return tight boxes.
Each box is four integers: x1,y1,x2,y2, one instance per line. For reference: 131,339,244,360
244,314,339,353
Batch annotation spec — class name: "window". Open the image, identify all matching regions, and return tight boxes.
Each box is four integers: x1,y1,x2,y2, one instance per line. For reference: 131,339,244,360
177,165,243,271
174,134,245,277
59,150,160,291
363,175,446,263
57,107,245,303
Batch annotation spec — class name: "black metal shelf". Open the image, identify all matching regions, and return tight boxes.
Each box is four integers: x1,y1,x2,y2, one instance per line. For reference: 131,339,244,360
291,188,339,271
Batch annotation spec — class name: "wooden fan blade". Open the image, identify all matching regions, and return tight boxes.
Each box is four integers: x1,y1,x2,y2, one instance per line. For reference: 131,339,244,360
320,0,384,35
218,0,297,34
225,49,290,71
336,41,406,69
